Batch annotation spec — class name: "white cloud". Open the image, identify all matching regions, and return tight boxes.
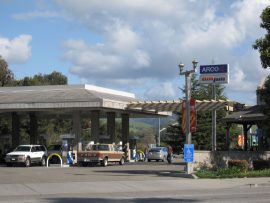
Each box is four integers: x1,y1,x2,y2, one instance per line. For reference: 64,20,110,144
105,20,140,53
57,0,270,102
0,35,32,64
133,50,151,68
144,82,176,100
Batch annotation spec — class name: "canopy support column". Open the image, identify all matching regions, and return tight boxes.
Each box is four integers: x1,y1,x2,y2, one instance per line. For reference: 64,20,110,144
29,112,38,144
12,112,20,148
91,110,100,143
107,112,116,144
72,111,82,152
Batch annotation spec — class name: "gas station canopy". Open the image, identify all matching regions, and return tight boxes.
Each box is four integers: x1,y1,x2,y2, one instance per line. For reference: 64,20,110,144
127,99,231,113
0,84,232,115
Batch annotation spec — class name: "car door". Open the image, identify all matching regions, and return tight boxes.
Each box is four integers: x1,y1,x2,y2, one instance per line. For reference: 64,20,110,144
112,145,122,161
31,146,39,162
36,146,45,161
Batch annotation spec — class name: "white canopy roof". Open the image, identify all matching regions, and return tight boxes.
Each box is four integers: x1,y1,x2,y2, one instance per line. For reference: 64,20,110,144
127,99,231,113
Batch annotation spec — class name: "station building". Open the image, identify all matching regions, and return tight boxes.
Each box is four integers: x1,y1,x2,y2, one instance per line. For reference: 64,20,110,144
0,84,231,163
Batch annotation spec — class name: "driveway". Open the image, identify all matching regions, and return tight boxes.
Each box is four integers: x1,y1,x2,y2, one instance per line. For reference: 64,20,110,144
0,159,186,184
1,159,270,203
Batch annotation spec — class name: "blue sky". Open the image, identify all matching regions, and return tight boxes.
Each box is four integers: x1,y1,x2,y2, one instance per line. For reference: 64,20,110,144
1,0,270,105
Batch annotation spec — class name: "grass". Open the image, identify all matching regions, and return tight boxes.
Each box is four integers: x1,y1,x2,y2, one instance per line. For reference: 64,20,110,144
195,168,270,179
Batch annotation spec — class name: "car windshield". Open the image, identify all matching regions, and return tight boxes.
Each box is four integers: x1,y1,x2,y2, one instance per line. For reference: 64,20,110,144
47,145,61,150
14,146,31,152
149,148,162,152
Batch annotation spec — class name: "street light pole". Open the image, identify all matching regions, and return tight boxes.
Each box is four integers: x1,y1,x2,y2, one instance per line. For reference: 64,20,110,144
178,60,198,174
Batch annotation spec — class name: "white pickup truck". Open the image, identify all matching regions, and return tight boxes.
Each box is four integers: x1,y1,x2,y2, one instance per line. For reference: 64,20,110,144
5,145,47,167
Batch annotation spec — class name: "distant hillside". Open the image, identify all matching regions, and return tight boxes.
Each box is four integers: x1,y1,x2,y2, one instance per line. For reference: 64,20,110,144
129,121,154,133
131,114,178,130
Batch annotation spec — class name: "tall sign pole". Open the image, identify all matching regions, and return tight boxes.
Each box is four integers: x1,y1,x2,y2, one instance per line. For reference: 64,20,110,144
212,83,217,151
199,64,229,151
179,60,198,174
185,72,192,145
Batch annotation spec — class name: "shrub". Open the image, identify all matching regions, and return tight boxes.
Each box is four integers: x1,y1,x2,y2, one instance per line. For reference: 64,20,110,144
195,168,270,179
228,159,248,172
253,160,270,170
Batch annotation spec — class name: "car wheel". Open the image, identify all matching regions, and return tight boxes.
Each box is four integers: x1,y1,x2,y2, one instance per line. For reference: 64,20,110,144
119,157,125,165
148,159,151,162
82,162,88,167
40,156,46,166
25,157,31,167
102,158,108,167
156,159,159,162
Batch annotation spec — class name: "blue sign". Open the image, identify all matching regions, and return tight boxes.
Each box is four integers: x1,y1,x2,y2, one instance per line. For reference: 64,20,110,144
200,64,228,74
184,144,194,163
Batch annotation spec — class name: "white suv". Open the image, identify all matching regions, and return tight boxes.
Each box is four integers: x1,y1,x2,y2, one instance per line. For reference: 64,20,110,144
5,145,47,167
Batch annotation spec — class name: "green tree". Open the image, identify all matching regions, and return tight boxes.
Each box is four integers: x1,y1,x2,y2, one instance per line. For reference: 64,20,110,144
0,56,14,86
257,75,270,141
165,74,229,151
254,6,270,148
253,6,270,69
191,74,227,150
16,71,67,86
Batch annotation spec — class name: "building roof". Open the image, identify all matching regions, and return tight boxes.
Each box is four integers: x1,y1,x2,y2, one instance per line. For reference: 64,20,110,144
0,84,137,112
222,105,266,124
0,84,232,117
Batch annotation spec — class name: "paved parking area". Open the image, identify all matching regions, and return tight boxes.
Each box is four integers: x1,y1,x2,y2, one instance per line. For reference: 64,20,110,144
1,159,270,202
0,160,186,184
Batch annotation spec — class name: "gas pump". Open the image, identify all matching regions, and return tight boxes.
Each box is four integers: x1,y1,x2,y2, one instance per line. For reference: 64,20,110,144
60,134,75,165
129,137,139,162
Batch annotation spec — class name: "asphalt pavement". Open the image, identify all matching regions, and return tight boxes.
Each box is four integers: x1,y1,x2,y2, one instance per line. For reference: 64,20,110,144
0,160,270,202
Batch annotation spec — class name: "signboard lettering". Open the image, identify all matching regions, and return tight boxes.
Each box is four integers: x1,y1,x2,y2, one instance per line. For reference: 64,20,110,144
199,74,229,84
199,64,229,84
200,64,228,74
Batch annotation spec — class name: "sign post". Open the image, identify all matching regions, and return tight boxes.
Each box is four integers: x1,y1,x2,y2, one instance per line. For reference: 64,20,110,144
184,144,194,174
199,64,229,151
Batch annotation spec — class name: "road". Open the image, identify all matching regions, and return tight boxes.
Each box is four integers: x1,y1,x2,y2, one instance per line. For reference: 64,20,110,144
0,160,270,202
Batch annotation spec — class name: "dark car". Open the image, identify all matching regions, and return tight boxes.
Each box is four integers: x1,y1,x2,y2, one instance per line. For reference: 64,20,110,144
47,144,62,164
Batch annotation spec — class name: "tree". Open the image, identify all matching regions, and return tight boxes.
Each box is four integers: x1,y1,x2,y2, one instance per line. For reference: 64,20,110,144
254,6,270,149
16,71,68,86
164,74,229,151
0,56,14,86
253,6,270,69
257,75,270,142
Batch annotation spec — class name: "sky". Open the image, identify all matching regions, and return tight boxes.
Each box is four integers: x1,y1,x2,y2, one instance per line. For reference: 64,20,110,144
1,0,270,105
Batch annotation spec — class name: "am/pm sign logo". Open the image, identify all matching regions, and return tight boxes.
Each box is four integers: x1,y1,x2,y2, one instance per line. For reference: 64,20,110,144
199,64,229,84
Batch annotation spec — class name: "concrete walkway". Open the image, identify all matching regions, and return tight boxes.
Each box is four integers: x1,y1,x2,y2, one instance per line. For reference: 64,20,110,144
0,177,269,197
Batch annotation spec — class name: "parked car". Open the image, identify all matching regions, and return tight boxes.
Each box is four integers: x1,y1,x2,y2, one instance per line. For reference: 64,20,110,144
77,144,125,167
147,147,168,162
47,144,62,164
5,145,47,167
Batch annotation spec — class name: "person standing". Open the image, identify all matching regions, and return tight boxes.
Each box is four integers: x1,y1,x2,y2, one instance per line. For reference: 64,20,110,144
167,145,173,164
144,145,149,162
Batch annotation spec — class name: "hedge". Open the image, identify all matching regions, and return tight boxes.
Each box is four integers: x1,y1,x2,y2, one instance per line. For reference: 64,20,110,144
228,159,248,172
253,160,270,170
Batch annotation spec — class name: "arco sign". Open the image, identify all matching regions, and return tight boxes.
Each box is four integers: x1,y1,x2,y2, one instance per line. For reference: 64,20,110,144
199,64,229,84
